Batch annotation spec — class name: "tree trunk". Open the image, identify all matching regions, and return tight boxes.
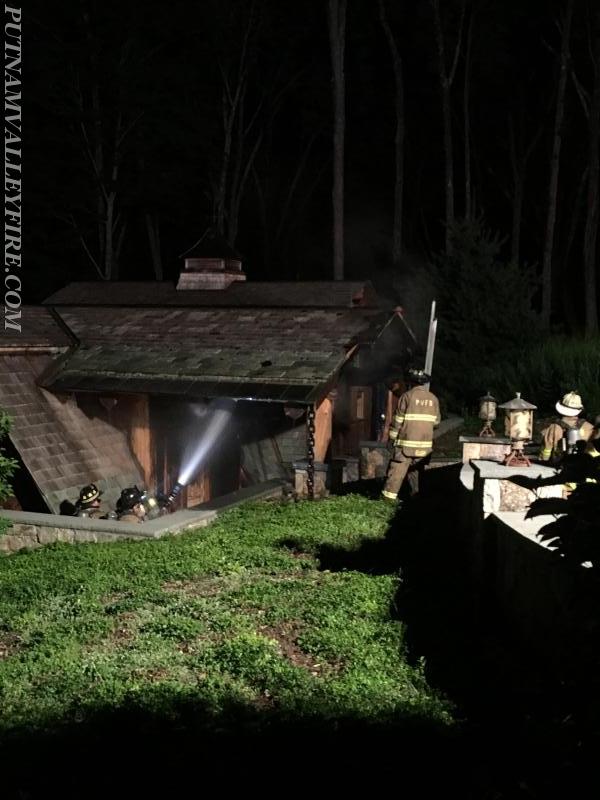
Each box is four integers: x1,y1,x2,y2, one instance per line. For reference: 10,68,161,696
560,165,588,331
512,177,524,266
105,193,115,280
463,6,474,221
145,213,163,280
508,101,546,265
216,88,235,236
508,117,523,264
582,8,600,336
252,167,271,272
228,129,263,247
432,0,465,254
328,0,347,280
378,0,405,266
541,0,574,329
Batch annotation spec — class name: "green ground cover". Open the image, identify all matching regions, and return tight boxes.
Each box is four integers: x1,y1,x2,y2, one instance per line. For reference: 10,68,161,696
0,496,451,739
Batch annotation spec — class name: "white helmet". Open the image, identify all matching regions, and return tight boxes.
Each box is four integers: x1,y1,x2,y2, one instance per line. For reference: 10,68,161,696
555,391,583,417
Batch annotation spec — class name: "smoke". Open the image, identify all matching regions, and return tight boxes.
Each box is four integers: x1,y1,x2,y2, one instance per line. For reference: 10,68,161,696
177,397,236,487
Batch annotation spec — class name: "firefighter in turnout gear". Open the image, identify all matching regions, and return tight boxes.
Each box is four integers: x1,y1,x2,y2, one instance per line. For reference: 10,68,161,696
116,487,147,524
585,416,600,459
539,392,594,464
382,368,441,503
74,483,105,519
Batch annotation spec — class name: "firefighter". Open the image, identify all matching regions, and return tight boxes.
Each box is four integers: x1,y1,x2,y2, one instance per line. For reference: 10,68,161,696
74,483,105,518
583,416,600,466
539,392,594,464
116,486,147,524
581,418,600,493
381,368,441,503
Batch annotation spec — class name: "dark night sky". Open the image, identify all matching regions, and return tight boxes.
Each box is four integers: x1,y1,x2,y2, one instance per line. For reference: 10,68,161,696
24,0,596,319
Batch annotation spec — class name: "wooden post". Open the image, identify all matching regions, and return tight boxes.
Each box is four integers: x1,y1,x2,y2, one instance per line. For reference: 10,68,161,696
382,390,395,442
314,395,334,462
128,395,154,489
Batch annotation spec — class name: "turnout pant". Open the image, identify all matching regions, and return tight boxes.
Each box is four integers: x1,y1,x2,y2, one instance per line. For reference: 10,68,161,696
382,449,429,501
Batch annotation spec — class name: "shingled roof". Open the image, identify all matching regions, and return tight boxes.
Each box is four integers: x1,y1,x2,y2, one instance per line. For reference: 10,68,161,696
42,306,395,403
0,353,143,513
43,281,380,309
0,307,74,351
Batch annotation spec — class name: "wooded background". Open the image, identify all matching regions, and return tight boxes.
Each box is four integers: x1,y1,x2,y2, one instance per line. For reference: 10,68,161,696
24,0,599,342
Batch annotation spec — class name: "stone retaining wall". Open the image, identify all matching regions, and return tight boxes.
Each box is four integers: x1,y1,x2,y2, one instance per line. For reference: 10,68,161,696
0,524,150,554
0,480,285,555
460,459,598,675
0,508,213,555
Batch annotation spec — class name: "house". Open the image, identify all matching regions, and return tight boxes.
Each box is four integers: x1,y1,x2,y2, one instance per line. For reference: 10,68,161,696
1,250,418,513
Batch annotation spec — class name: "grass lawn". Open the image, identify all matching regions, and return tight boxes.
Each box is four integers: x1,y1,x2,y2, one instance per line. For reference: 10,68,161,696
0,497,452,753
3,481,597,797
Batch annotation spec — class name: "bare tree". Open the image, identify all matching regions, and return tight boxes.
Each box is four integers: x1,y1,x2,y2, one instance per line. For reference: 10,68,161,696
581,6,600,335
431,0,465,254
213,5,303,249
378,0,405,266
213,5,258,240
58,6,151,281
328,0,347,280
541,0,574,329
69,39,136,280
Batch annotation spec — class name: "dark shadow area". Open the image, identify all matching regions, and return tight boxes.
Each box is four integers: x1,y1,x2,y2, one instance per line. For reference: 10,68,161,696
59,499,77,516
2,697,479,798
2,439,48,513
337,476,384,499
312,464,600,798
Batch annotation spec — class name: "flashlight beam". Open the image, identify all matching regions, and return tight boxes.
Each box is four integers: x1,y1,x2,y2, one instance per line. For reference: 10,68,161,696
176,398,236,487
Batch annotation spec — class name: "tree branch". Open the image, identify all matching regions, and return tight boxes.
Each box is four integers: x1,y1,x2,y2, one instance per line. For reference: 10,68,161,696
571,67,591,118
448,0,466,86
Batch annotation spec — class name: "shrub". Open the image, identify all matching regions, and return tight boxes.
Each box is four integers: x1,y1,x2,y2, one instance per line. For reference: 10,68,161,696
478,336,600,418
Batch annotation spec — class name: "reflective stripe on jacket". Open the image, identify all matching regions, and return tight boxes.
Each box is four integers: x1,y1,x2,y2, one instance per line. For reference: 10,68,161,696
539,418,594,461
388,385,441,457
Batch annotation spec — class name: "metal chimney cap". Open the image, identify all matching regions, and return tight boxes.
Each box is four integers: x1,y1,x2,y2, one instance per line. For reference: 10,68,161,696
498,392,537,410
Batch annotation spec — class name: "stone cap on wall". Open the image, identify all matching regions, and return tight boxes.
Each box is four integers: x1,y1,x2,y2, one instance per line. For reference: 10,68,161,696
459,435,510,445
0,508,217,538
470,459,558,480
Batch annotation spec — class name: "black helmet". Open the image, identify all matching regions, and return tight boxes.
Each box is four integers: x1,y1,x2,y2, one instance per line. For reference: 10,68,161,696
78,483,102,507
385,375,405,397
118,486,143,511
407,367,430,385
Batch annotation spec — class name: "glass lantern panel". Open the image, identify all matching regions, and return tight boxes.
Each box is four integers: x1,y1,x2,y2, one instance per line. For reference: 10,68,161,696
507,410,532,440
479,400,497,420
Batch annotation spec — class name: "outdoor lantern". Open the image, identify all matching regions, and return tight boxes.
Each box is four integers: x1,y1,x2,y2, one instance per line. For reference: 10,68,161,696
498,392,537,467
478,392,497,438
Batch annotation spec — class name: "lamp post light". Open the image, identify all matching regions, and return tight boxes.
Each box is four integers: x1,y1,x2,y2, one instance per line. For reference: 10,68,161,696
498,392,537,467
478,392,497,438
